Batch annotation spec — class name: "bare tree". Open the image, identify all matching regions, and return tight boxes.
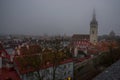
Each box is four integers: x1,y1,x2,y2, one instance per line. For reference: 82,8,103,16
15,40,69,80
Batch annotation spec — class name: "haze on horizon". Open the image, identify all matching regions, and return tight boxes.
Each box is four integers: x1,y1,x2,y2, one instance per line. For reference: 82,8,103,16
0,0,120,36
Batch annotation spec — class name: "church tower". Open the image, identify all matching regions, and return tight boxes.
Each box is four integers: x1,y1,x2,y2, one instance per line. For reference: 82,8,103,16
90,9,98,45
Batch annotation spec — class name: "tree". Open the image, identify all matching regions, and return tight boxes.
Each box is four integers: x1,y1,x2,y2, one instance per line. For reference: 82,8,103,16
15,44,49,80
50,39,63,80
47,38,70,80
15,39,70,80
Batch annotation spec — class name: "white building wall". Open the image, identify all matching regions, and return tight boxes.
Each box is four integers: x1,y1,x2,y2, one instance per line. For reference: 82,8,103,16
74,47,78,57
21,62,73,80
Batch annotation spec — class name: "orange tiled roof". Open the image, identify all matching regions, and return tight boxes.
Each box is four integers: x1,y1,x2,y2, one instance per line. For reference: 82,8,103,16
72,34,90,40
14,44,72,74
96,40,118,52
17,44,42,55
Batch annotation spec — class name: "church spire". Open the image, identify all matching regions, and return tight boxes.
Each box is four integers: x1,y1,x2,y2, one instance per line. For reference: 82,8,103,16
92,8,96,21
90,9,98,45
91,8,97,25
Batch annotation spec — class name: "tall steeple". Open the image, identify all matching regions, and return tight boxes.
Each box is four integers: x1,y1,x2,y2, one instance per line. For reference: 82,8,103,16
93,9,96,21
90,9,98,45
91,9,97,25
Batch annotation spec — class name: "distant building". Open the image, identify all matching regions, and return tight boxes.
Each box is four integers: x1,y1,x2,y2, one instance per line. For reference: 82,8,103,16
109,30,115,37
72,34,90,41
109,30,116,39
0,43,12,69
96,40,118,52
72,9,98,45
90,9,98,45
0,43,21,80
71,9,98,57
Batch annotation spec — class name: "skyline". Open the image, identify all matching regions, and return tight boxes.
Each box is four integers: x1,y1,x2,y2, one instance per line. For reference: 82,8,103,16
0,0,120,36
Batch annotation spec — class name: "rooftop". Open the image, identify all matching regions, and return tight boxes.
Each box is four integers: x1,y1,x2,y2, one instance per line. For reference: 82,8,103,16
14,44,72,74
0,68,21,80
93,59,120,80
72,34,90,40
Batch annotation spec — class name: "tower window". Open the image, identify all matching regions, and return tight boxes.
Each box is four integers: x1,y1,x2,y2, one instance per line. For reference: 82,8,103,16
92,31,94,34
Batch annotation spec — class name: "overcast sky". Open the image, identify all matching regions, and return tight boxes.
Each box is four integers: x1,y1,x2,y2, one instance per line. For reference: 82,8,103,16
0,0,120,36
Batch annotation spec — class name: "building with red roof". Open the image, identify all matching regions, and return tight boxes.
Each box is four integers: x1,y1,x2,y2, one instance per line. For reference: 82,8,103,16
13,44,73,80
0,43,21,80
96,40,118,53
0,68,21,80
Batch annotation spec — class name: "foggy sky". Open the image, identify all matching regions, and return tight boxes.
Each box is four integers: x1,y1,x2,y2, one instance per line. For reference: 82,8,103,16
0,0,120,36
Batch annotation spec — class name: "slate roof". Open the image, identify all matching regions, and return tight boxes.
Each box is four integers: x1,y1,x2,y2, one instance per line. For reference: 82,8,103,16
93,59,120,80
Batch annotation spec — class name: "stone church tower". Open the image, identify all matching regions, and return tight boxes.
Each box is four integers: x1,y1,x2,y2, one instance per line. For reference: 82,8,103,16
90,9,98,45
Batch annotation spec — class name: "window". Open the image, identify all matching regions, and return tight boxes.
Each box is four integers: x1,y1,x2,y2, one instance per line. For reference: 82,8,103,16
64,65,67,69
26,72,34,80
92,31,94,34
68,71,71,74
68,64,71,67
46,69,50,74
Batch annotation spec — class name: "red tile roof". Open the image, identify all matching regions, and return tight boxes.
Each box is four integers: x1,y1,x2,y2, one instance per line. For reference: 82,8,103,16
14,55,73,74
72,34,90,40
0,68,21,80
13,44,73,74
17,44,42,55
0,43,10,59
96,40,118,52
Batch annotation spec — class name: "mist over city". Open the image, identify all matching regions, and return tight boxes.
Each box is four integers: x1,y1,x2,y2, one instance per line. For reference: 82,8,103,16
0,0,120,35
0,0,120,80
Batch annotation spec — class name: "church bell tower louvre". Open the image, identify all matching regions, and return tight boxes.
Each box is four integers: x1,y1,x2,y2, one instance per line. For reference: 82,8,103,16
90,9,98,45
